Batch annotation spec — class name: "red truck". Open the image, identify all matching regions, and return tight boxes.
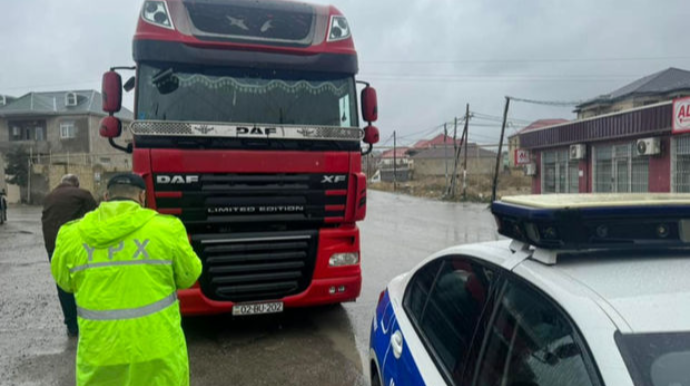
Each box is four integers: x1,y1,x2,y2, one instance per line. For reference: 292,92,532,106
99,0,379,316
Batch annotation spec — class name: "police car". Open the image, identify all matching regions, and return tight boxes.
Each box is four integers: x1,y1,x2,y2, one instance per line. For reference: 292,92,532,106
370,194,690,386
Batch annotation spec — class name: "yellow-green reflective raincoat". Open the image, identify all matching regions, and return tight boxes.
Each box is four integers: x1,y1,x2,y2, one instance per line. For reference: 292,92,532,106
51,200,202,386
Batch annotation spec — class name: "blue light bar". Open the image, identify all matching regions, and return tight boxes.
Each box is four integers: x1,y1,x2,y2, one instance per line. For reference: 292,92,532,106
492,194,690,250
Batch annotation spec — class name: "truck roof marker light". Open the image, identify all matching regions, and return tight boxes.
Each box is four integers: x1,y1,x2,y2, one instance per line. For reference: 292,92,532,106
142,1,175,30
327,15,351,42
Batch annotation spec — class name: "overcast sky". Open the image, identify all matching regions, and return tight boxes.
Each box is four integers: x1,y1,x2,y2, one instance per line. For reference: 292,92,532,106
1,0,689,147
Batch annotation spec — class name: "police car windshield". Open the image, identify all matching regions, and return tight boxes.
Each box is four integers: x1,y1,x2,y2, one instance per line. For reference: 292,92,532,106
617,332,690,386
136,62,358,128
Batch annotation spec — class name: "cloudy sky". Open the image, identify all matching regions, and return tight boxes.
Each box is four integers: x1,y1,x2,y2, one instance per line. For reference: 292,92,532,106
1,0,689,148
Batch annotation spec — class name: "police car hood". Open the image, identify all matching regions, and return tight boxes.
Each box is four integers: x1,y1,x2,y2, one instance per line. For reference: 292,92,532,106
78,201,157,248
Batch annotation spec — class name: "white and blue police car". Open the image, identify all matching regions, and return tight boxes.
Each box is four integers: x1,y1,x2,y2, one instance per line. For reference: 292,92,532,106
370,194,690,386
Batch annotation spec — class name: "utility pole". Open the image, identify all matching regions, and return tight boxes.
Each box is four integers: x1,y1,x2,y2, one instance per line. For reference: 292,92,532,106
393,130,397,192
492,97,511,203
450,105,469,199
444,123,448,187
27,147,32,204
462,107,470,200
447,117,458,197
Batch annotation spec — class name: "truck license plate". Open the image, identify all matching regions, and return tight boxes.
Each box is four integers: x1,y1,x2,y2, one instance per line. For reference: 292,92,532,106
232,301,284,316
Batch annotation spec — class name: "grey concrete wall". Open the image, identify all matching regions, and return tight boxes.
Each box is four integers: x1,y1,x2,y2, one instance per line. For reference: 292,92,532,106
46,116,90,154
414,158,495,177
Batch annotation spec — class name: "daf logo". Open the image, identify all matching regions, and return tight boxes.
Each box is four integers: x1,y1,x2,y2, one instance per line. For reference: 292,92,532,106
157,175,199,184
237,127,278,136
193,125,215,134
322,175,346,184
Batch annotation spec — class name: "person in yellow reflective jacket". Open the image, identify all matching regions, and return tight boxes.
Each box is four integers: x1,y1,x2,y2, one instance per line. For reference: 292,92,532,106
51,173,202,386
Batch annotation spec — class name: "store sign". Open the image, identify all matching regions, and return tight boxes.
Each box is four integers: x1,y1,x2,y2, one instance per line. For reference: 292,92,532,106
514,149,531,165
673,97,690,134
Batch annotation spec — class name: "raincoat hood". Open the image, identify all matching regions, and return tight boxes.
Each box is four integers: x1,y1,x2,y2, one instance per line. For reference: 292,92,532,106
78,201,157,248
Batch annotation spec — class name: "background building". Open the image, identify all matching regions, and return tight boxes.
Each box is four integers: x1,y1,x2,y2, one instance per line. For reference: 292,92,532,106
575,67,690,119
0,90,133,203
411,144,496,177
508,119,568,168
517,68,690,194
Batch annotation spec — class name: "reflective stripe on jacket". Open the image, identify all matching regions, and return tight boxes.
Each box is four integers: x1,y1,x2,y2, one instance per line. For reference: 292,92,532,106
51,200,202,386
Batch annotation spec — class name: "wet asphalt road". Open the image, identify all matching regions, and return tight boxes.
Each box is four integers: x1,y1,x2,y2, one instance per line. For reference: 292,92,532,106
0,191,499,386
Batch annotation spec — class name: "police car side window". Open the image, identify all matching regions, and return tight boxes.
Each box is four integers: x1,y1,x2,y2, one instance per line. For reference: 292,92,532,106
474,279,599,386
404,257,494,385
405,260,442,322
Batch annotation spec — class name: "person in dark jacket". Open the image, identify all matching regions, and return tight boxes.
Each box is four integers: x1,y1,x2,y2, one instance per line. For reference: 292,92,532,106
42,174,97,336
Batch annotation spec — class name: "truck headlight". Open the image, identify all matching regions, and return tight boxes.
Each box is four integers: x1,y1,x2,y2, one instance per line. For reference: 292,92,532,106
142,1,174,30
327,16,351,42
329,252,359,267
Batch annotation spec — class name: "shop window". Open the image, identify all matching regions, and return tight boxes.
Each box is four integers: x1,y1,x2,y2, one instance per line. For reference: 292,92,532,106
673,136,690,192
593,143,649,193
542,150,578,194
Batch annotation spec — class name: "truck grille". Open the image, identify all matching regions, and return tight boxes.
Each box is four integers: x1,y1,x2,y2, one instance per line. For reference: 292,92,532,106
192,231,318,302
154,173,348,229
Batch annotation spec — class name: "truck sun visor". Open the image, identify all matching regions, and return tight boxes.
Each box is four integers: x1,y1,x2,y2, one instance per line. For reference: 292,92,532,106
182,0,316,45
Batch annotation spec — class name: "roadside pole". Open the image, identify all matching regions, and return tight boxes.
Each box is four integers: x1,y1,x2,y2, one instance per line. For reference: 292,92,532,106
393,130,397,192
492,97,511,203
462,107,470,200
444,124,448,188
27,147,32,204
451,105,469,199
456,104,469,199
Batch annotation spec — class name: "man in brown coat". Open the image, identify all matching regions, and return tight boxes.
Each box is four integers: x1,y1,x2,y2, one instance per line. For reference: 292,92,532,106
42,174,97,336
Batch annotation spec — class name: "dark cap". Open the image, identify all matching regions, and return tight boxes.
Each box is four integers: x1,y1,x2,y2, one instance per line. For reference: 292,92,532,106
107,173,147,190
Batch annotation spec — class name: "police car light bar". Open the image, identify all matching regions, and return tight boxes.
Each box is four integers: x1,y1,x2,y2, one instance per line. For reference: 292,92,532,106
492,194,690,250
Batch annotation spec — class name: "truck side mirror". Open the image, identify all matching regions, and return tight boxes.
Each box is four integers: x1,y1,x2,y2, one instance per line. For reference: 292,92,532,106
102,71,123,113
100,116,122,138
361,86,378,123
363,125,380,145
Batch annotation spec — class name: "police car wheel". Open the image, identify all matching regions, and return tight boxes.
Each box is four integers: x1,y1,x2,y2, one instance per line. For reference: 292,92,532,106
370,364,382,386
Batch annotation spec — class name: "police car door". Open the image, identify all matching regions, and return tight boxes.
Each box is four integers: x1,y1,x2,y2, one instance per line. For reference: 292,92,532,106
394,257,496,385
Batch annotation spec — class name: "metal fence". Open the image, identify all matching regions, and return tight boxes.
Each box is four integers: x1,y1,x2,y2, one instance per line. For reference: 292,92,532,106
31,152,132,171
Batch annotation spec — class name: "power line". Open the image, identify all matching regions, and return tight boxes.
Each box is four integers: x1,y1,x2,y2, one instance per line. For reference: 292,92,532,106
508,95,585,107
363,56,690,64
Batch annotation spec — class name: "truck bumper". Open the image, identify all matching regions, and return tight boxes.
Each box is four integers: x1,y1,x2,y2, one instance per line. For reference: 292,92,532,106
179,275,362,316
179,226,362,316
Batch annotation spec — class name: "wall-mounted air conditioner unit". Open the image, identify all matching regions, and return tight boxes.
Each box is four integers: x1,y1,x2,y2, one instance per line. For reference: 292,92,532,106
570,144,587,160
636,138,661,156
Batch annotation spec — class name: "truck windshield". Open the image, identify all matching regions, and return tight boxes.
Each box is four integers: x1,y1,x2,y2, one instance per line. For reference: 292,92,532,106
137,62,358,128
616,332,690,386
